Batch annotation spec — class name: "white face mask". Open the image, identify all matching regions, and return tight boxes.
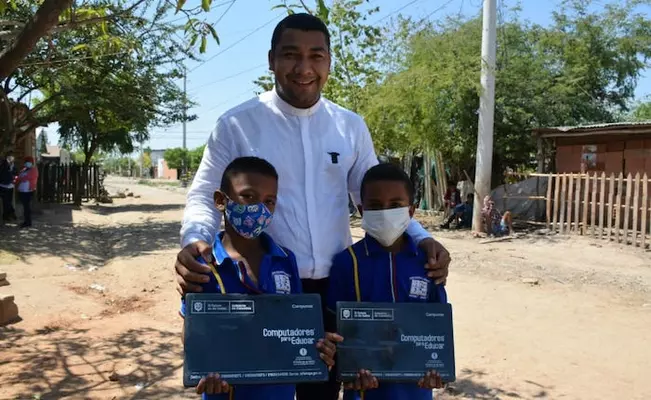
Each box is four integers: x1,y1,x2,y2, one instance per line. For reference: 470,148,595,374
6,156,13,164
361,207,412,247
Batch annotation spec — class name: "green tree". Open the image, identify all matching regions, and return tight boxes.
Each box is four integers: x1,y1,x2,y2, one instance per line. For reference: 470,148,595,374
364,0,651,180
163,147,188,170
37,128,49,154
630,101,651,121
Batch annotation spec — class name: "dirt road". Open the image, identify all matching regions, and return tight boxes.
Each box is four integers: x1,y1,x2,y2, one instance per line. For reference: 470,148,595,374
1,177,650,400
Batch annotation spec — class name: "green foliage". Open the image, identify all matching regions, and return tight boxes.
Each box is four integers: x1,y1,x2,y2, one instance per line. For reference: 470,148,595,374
32,3,194,165
364,0,651,177
630,100,651,121
164,144,205,170
37,129,49,154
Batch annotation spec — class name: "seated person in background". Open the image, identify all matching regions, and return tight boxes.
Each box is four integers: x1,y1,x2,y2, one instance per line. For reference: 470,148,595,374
327,163,447,400
481,195,513,236
443,181,461,216
440,193,474,230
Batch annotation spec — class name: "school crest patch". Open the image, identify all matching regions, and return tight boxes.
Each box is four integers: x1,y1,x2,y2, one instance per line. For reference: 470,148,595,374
272,271,292,294
408,277,429,299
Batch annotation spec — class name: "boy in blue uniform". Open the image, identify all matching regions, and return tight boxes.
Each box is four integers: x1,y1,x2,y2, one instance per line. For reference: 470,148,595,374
327,163,447,400
180,157,341,400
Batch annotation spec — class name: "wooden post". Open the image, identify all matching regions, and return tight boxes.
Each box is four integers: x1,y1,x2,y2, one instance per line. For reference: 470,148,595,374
546,174,553,229
582,174,590,235
615,173,623,243
574,174,581,233
641,173,648,250
607,174,615,241
423,150,432,211
598,172,606,238
553,174,561,231
559,174,567,234
590,173,598,237
623,173,633,244
566,174,574,232
632,173,641,247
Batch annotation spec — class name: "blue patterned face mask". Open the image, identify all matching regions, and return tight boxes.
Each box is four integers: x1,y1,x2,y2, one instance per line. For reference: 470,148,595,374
224,199,273,239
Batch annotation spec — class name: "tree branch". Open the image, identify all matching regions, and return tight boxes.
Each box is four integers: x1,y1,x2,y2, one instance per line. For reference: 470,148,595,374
0,0,73,80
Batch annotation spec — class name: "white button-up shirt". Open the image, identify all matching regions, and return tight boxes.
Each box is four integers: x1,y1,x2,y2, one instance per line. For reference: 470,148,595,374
181,89,431,279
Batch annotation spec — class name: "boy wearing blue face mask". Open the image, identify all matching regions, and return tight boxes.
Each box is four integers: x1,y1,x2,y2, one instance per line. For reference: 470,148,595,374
180,156,341,400
327,163,447,400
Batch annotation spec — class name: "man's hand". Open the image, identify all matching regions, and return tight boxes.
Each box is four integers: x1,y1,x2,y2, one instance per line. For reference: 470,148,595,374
175,240,213,296
316,332,343,369
343,369,378,391
419,238,451,285
196,373,230,394
417,370,444,389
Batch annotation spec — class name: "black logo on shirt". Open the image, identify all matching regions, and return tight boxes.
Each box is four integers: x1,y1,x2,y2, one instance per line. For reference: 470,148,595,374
328,152,340,164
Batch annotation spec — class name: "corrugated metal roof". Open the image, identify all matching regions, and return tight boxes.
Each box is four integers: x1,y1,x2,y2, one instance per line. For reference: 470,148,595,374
533,120,651,137
540,120,651,132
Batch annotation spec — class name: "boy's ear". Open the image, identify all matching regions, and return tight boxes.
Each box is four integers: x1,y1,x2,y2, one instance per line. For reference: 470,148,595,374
214,190,227,211
357,204,363,217
408,204,416,218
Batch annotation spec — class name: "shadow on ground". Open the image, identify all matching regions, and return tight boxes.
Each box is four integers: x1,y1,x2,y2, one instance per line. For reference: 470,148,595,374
0,325,193,400
0,219,181,266
442,368,552,399
86,203,184,215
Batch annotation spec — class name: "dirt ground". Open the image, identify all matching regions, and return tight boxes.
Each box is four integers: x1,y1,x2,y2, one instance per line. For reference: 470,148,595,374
1,176,650,400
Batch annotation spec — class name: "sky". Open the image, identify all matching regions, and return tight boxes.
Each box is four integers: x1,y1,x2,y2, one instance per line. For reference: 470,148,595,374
44,0,651,154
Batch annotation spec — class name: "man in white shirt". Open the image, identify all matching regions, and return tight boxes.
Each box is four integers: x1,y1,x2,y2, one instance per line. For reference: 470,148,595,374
174,13,451,400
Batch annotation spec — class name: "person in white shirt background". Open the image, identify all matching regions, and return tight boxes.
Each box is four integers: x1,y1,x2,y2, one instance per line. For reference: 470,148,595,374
174,13,451,400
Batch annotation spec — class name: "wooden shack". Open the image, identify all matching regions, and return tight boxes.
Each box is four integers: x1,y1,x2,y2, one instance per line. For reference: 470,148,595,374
533,121,651,175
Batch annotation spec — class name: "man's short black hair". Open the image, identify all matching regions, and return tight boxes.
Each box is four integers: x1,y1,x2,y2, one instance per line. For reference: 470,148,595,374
361,163,415,204
270,13,330,53
220,156,278,193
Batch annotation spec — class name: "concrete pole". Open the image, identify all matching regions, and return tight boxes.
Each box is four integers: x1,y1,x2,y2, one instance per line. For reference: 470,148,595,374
471,0,497,232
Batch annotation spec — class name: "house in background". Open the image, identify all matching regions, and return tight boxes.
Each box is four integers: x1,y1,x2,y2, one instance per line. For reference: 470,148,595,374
534,121,651,175
150,149,177,180
40,145,71,164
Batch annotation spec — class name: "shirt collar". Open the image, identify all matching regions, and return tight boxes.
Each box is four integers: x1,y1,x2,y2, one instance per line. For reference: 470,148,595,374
271,86,322,117
212,231,289,266
363,233,419,256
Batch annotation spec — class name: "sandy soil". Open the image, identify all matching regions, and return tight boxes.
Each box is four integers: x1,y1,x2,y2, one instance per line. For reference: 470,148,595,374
0,176,650,400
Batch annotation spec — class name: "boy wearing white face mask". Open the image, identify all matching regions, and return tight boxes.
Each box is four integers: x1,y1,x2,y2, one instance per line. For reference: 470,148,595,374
326,163,447,400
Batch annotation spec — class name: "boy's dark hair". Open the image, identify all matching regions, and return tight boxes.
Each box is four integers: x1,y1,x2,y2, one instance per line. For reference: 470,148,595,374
220,157,278,193
361,163,415,204
271,13,330,53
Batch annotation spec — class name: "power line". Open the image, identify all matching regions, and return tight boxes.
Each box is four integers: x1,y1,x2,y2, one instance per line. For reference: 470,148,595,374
187,62,267,91
204,87,257,112
167,0,237,24
188,12,284,73
214,0,237,25
375,0,429,24
420,0,457,22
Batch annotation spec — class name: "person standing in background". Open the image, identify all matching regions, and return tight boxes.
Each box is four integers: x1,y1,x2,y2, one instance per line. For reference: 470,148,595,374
0,152,17,222
15,156,38,228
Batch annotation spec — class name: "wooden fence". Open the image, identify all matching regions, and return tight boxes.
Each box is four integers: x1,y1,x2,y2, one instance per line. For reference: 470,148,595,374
545,172,650,248
37,162,101,204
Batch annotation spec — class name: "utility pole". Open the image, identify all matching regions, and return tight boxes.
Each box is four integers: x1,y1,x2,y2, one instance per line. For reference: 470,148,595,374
139,141,144,178
182,66,187,151
471,0,497,232
181,65,188,187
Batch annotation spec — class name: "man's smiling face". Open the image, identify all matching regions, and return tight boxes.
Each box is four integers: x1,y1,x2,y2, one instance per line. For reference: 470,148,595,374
269,28,331,109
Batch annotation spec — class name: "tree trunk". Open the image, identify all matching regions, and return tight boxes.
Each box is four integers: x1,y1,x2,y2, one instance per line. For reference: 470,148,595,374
0,0,73,80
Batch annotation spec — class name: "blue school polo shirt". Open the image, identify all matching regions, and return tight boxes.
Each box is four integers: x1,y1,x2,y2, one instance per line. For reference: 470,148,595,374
180,231,302,400
327,233,448,400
